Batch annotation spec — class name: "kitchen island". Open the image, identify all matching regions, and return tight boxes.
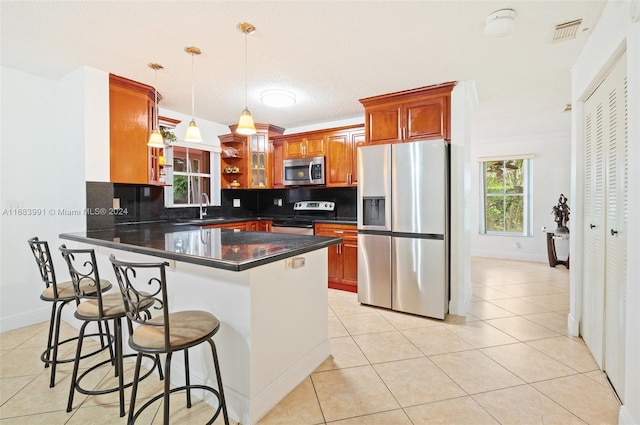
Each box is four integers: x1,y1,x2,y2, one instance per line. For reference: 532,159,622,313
60,222,341,425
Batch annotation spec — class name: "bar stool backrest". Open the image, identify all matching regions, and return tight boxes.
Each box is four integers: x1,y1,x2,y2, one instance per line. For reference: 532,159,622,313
59,245,107,318
28,237,60,298
109,255,170,349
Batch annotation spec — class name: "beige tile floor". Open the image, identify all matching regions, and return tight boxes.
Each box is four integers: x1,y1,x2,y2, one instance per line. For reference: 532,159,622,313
0,257,621,424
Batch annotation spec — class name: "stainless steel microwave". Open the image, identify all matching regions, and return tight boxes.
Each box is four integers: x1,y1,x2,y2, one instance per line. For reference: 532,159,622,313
283,156,325,186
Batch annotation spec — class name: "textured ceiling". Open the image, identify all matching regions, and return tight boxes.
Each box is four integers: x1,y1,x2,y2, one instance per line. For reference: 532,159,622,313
1,1,605,138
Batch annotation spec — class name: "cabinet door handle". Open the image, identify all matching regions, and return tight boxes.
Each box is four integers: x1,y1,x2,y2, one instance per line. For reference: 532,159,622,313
590,224,596,229
611,228,618,236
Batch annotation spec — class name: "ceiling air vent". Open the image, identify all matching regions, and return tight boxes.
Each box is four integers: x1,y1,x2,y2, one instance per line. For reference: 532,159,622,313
552,19,583,42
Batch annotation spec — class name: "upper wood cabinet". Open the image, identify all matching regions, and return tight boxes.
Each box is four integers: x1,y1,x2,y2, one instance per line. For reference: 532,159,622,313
325,126,365,187
109,74,158,184
360,82,456,144
220,133,247,189
271,140,285,188
223,124,284,189
284,135,325,159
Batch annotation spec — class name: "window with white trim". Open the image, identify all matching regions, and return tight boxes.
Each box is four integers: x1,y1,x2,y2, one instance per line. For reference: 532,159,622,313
479,157,533,235
172,146,211,205
163,142,220,207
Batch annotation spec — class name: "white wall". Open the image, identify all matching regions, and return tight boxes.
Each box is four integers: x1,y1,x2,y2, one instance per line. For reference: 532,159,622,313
0,66,87,331
570,1,640,423
470,132,572,262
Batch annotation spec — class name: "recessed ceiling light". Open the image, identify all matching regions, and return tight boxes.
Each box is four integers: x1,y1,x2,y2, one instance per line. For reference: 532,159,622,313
484,9,516,37
260,89,296,107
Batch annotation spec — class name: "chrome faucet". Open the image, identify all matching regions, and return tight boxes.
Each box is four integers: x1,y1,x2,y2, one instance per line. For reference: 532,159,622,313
200,193,210,220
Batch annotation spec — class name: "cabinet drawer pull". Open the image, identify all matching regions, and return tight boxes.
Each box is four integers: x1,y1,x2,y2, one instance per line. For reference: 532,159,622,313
590,224,596,229
610,228,618,236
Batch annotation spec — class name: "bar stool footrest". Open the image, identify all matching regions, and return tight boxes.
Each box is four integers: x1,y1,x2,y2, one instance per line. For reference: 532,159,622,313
74,353,159,396
130,384,224,425
41,331,113,366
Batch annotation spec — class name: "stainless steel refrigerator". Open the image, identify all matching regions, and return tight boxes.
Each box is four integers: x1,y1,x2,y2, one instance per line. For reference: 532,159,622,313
357,139,449,319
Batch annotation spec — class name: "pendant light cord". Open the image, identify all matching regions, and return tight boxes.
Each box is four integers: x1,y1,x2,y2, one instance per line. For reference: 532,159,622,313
244,31,248,109
154,68,159,131
191,52,196,118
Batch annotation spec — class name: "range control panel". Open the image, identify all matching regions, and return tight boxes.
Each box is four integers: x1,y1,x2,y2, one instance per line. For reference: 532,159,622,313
293,201,335,211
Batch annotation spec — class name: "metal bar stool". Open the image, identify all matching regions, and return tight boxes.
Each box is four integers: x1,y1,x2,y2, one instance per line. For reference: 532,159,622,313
110,254,230,425
60,245,162,417
27,237,113,388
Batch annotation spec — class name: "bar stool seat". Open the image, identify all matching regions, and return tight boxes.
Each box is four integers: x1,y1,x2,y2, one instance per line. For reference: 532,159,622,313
28,237,113,388
41,278,112,301
132,311,218,350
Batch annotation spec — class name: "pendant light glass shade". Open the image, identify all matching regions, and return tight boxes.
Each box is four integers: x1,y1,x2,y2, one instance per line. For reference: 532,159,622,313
236,23,257,136
147,130,164,147
184,118,203,142
236,108,256,135
147,63,165,147
184,46,203,142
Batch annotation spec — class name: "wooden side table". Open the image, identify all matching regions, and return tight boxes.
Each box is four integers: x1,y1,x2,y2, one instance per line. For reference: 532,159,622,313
546,232,570,269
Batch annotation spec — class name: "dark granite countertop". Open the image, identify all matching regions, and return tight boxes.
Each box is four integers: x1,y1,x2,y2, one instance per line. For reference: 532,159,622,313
172,216,357,226
60,222,341,272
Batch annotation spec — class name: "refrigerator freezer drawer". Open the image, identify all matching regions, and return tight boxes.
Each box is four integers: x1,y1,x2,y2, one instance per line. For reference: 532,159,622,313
392,236,447,319
357,233,391,308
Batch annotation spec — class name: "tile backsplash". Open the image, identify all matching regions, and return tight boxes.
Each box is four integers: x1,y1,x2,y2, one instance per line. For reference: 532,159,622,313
86,181,356,230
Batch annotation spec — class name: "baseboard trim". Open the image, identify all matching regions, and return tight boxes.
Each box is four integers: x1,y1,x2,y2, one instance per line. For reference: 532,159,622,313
0,307,51,333
618,405,636,425
567,312,580,337
251,339,330,424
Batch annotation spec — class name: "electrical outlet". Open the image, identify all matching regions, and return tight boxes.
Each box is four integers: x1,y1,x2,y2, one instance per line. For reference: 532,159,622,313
113,198,120,209
274,198,283,206
284,257,305,270
515,242,521,248
233,199,241,208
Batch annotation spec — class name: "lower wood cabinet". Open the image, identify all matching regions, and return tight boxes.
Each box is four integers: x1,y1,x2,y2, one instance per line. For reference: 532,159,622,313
203,222,248,230
314,223,358,292
203,220,272,232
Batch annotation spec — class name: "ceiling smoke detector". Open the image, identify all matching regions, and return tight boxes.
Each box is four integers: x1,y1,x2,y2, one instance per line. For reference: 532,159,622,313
552,19,583,42
484,9,517,37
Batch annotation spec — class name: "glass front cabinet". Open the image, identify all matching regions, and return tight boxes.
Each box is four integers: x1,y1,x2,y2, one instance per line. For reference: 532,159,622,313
222,124,284,189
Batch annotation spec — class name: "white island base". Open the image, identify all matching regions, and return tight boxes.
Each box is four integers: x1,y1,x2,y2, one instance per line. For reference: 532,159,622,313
70,244,330,425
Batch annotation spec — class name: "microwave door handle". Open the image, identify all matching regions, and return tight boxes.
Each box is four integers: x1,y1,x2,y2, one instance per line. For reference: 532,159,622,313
309,162,315,183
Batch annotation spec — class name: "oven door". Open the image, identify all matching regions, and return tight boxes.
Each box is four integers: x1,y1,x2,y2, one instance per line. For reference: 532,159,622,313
283,157,325,186
271,222,315,236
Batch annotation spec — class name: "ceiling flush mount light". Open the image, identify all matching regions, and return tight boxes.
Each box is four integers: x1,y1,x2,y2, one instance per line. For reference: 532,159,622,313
236,22,257,136
484,9,516,37
184,46,203,142
260,89,296,108
147,63,165,147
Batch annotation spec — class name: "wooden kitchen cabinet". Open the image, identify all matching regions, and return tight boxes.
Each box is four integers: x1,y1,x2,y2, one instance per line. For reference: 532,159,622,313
223,124,284,189
314,223,358,292
203,221,248,230
283,135,325,159
109,74,158,184
271,140,284,188
325,126,365,187
360,82,455,144
219,133,247,189
258,220,272,232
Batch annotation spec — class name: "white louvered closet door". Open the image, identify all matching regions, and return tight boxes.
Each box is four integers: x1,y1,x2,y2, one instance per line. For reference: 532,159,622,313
582,53,627,402
604,56,627,403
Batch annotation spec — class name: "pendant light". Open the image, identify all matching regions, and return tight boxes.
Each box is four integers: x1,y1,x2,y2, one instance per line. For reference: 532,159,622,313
147,63,165,147
184,46,203,142
236,22,257,136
